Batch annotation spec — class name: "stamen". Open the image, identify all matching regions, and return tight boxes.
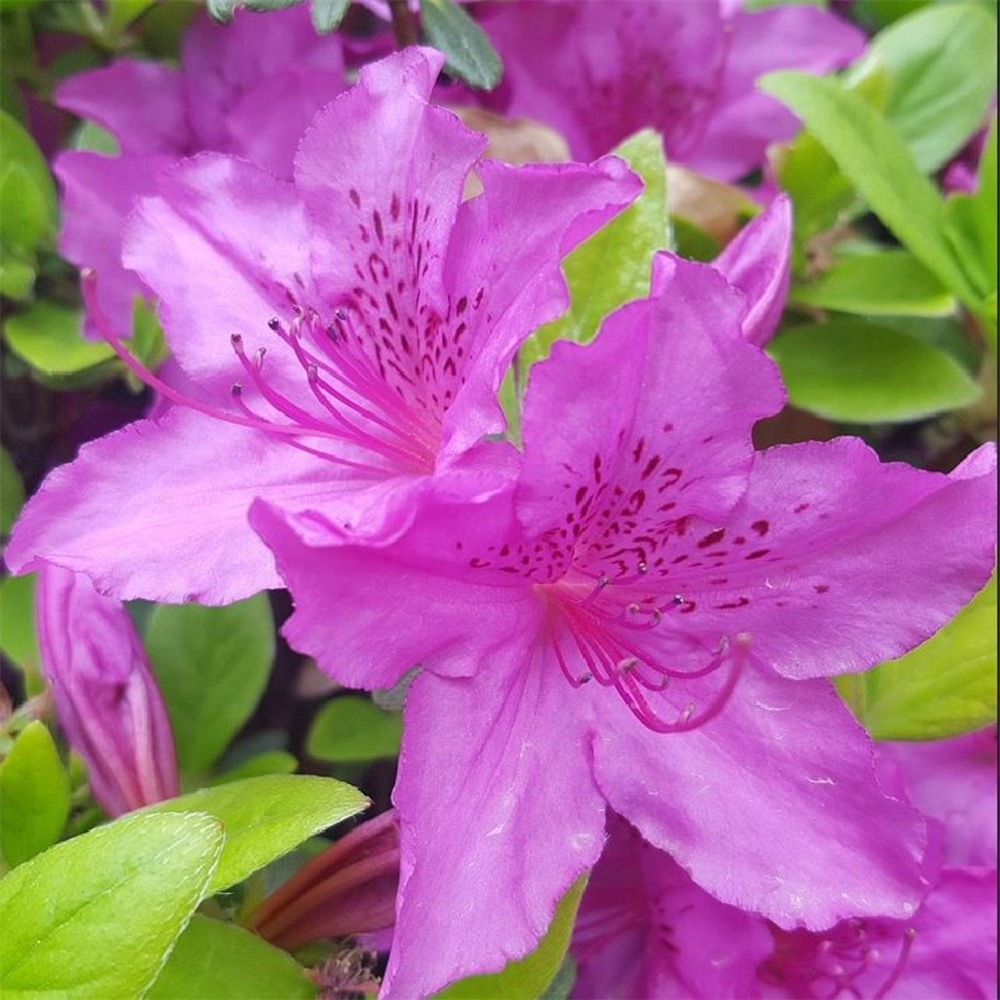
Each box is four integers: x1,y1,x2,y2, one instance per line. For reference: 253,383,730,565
81,268,436,476
872,928,915,1000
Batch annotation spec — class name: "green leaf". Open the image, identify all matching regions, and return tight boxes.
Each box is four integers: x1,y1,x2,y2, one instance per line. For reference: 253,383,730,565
670,215,719,263
210,751,298,785
767,319,982,422
835,575,997,739
849,4,997,173
310,0,348,33
3,302,115,376
789,250,954,316
0,811,224,1000
146,915,315,1000
539,958,575,1000
0,162,53,252
853,0,930,30
759,71,979,306
70,119,119,156
144,594,276,774
0,256,35,302
436,876,587,1000
306,695,402,764
0,111,56,247
944,117,998,308
103,0,156,37
207,0,309,22
421,0,503,90
0,723,69,868
524,129,669,364
0,575,39,693
143,774,369,893
0,446,24,538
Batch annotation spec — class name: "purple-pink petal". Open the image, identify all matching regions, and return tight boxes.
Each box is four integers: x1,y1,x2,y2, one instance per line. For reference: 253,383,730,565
713,195,792,347
518,254,785,538
55,150,175,338
35,563,178,816
590,666,930,930
6,409,345,605
54,59,186,156
650,439,997,682
383,664,606,1000
687,5,865,180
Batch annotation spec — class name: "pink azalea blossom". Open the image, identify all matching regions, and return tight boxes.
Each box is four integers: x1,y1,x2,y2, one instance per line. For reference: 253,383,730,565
879,727,997,870
473,0,865,181
7,49,638,604
572,815,772,1000
55,4,346,335
251,250,996,998
34,563,179,817
575,727,999,1000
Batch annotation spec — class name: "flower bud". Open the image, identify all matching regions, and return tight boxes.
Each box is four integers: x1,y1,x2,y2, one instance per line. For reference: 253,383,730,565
35,563,179,816
247,809,399,951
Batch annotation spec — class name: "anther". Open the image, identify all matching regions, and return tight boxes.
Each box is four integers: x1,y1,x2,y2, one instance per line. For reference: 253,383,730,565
618,657,638,674
637,561,648,574
671,595,685,605
579,673,592,684
231,383,243,396
231,333,243,346
268,317,281,330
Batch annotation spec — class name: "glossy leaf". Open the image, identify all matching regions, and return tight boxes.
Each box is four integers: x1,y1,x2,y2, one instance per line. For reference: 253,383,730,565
789,250,954,316
206,0,300,23
525,129,669,363
436,877,587,1000
421,0,503,90
146,916,315,1000
0,111,56,248
767,319,981,422
310,0,348,33
0,722,69,868
0,163,52,253
3,302,115,376
0,811,223,1000
0,257,35,302
836,575,997,739
306,695,402,764
210,751,298,785
945,117,998,313
103,0,157,37
144,594,275,774
850,3,997,172
0,575,39,692
143,774,369,893
0,447,24,538
760,71,979,306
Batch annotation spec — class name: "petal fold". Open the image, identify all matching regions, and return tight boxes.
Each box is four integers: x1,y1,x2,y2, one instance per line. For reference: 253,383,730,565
383,665,606,999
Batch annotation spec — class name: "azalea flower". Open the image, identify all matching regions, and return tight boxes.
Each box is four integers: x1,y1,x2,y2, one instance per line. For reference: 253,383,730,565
6,48,638,604
34,563,179,817
251,251,996,998
55,4,346,335
879,728,997,870
473,0,865,181
573,728,998,1000
574,814,996,1000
